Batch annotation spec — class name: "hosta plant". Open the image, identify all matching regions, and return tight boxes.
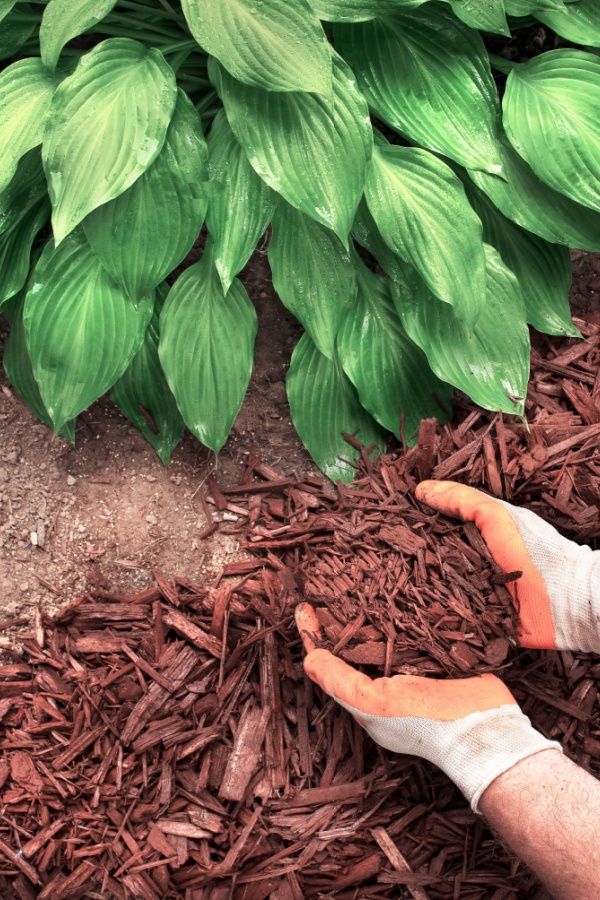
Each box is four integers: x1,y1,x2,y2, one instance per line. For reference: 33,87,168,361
1,0,599,479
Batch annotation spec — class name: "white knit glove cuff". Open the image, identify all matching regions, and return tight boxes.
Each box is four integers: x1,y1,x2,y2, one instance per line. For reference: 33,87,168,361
335,697,561,812
497,500,600,653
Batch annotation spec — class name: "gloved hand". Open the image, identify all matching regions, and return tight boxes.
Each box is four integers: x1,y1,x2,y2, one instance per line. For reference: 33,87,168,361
296,604,559,812
416,480,600,652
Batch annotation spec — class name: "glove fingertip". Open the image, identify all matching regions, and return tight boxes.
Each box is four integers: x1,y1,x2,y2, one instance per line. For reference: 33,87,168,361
416,479,453,508
303,648,337,690
295,602,323,653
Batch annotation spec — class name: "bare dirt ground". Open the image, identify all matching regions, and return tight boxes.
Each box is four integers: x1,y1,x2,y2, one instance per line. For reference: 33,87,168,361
0,250,322,621
0,249,598,623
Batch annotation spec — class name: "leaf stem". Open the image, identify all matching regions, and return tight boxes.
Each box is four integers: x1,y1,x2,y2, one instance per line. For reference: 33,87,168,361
159,39,198,56
488,52,521,74
156,0,179,15
101,11,184,38
164,46,192,73
7,9,42,23
88,23,161,42
177,73,210,88
92,21,188,46
116,0,181,21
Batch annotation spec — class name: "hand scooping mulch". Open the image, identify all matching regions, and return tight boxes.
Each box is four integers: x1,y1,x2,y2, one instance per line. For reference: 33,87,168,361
0,317,599,898
257,433,520,679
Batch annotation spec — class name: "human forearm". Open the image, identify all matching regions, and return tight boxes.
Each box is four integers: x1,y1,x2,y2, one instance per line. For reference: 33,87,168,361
480,749,600,900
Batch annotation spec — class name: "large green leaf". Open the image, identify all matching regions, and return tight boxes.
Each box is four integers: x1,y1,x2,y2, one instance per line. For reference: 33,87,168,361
40,0,118,70
0,8,34,61
287,333,386,482
468,133,600,251
536,0,600,44
365,139,486,327
206,110,275,294
0,0,20,23
505,0,565,13
503,51,600,213
337,256,452,442
83,89,207,302
112,284,184,465
269,201,357,360
182,0,332,95
159,241,257,454
461,176,578,338
43,38,178,244
23,230,153,434
3,291,76,442
334,5,502,173
446,0,509,36
352,198,408,282
394,245,530,416
309,0,426,20
209,50,372,243
0,153,51,307
0,148,48,237
0,58,63,194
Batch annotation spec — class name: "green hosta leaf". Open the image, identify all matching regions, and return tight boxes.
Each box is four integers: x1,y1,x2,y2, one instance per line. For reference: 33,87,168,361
24,230,153,434
365,139,486,327
0,9,34,61
269,201,357,360
83,90,207,302
0,58,63,194
287,333,386,482
461,177,578,338
505,14,537,27
338,256,452,441
159,241,257,454
309,0,426,21
469,133,600,251
505,0,565,13
503,51,600,213
334,5,502,173
112,284,184,465
3,291,76,442
0,0,20,23
352,199,408,282
394,245,530,416
43,38,178,244
0,154,51,307
445,0,508,36
40,0,118,70
0,148,48,237
206,110,275,293
536,0,600,48
182,0,331,95
209,50,372,243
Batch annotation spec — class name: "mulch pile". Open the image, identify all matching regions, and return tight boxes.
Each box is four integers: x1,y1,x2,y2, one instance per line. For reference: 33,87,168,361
0,318,599,899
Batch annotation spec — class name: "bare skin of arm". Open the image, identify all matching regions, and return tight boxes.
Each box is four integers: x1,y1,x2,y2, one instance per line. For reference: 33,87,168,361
479,749,600,900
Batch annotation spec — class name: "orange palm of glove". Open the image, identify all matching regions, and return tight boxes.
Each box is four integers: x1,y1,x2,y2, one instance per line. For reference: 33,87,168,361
416,480,556,650
295,604,558,811
296,604,514,721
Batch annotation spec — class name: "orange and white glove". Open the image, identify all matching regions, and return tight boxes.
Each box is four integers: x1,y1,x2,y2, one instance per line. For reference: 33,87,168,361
416,480,600,652
296,604,559,813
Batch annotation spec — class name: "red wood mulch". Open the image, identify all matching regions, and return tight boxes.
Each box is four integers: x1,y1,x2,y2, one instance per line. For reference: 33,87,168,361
0,318,599,899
